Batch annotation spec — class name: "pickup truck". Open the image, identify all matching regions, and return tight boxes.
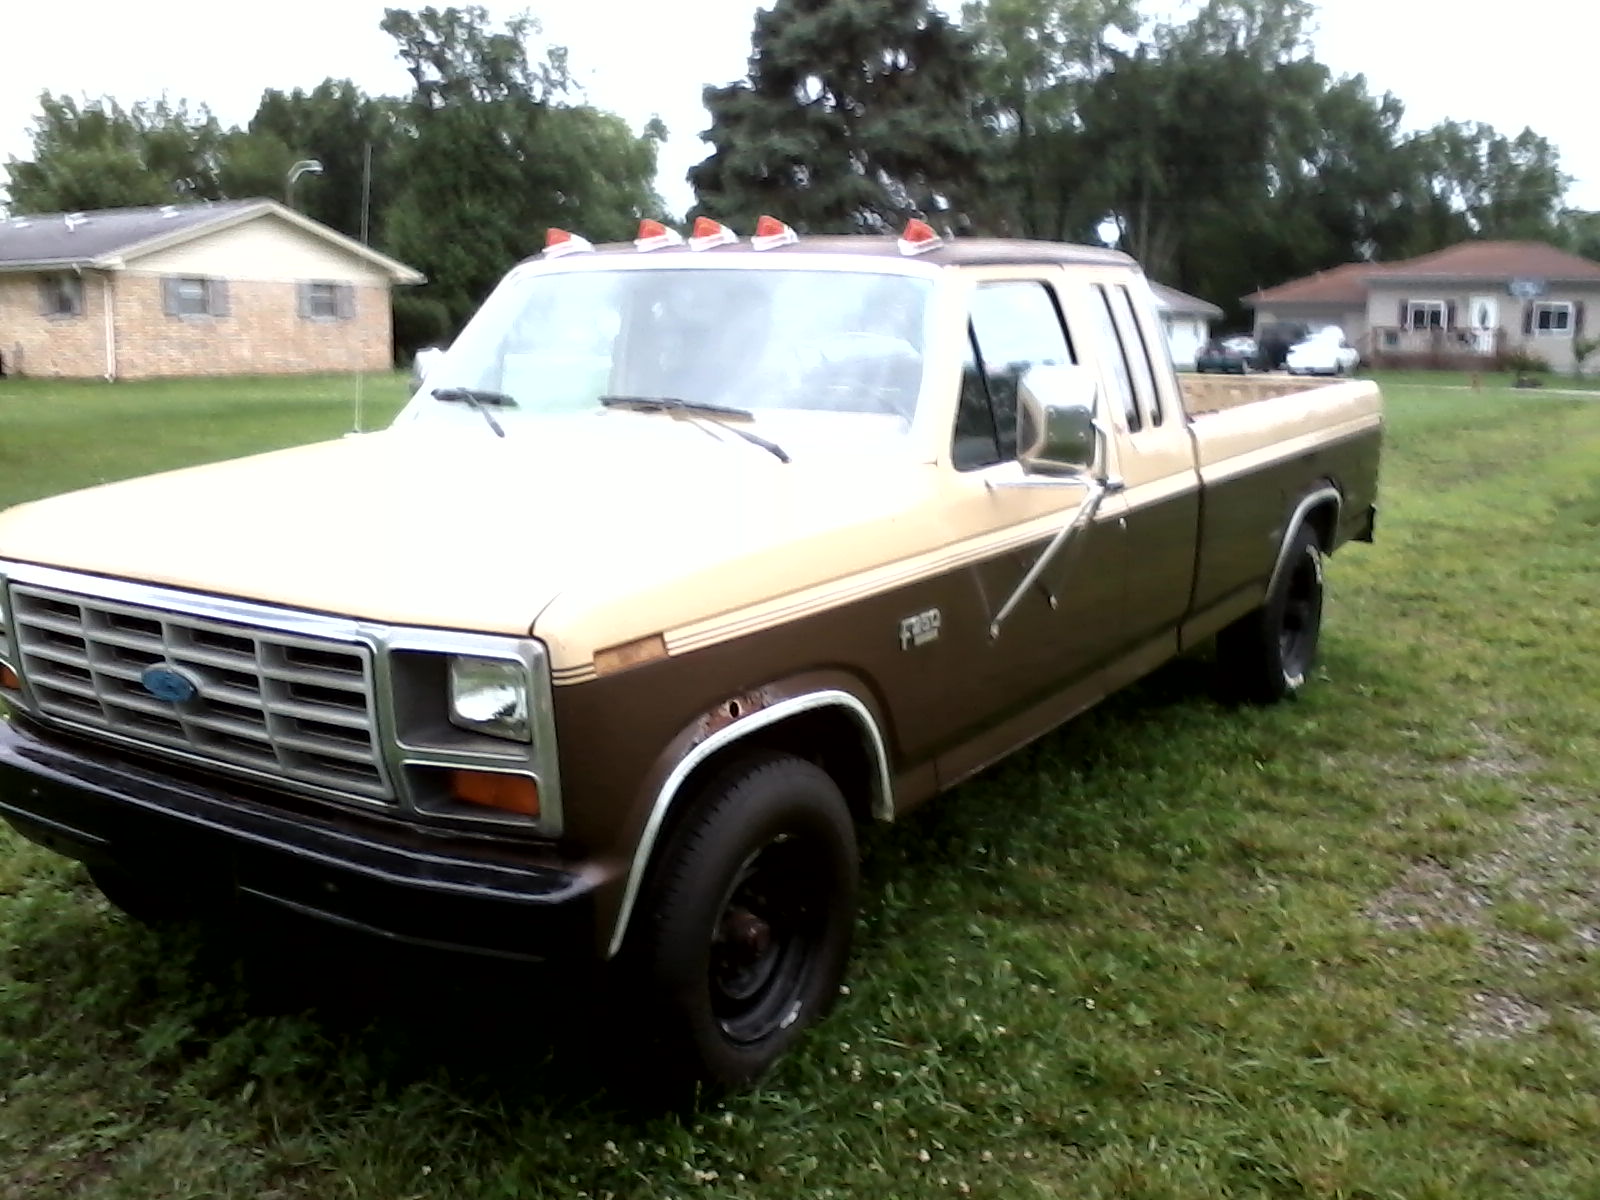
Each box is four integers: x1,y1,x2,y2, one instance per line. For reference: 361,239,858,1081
0,220,1382,1089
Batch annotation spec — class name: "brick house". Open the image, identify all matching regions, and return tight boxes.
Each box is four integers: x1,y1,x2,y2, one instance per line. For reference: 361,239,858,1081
1244,241,1600,373
0,199,423,379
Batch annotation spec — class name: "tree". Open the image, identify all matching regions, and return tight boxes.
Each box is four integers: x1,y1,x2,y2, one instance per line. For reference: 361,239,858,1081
690,0,992,232
248,80,404,238
379,6,663,338
5,93,226,212
960,0,1140,239
1405,121,1568,243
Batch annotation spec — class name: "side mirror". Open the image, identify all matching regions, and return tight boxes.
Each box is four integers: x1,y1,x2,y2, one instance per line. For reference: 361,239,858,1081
1016,364,1099,476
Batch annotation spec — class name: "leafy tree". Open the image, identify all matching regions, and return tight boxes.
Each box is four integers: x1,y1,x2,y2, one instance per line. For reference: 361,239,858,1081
690,0,991,232
379,6,663,338
5,94,226,212
248,80,404,238
960,0,1139,239
1405,121,1568,242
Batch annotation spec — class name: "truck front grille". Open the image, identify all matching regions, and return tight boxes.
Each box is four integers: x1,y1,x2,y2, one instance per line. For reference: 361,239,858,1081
10,582,390,802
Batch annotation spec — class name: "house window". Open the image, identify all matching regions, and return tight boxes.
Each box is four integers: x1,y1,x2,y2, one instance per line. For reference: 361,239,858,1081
162,276,229,318
38,274,84,318
298,281,355,321
1406,300,1446,330
1532,301,1573,336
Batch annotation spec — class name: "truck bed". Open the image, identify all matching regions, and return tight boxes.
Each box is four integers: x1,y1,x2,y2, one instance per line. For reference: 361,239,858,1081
1176,372,1333,416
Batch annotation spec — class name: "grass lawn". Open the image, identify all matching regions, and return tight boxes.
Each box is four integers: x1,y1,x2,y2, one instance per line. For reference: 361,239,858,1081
2,374,1599,1198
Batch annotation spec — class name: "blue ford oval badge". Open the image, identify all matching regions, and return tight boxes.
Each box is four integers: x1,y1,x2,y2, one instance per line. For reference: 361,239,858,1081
140,665,200,704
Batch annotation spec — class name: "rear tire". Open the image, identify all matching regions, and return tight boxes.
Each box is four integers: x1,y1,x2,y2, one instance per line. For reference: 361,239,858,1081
628,753,858,1092
1216,523,1324,703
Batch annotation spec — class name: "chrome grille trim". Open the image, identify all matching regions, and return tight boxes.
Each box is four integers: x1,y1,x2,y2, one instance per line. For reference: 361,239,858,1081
10,585,393,809
9,580,392,803
0,561,563,835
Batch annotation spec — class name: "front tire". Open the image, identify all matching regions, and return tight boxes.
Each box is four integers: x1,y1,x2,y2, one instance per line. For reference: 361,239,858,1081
632,753,858,1090
1216,523,1325,703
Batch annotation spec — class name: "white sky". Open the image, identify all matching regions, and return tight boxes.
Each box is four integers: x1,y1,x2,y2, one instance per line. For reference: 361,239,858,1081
2,0,1595,222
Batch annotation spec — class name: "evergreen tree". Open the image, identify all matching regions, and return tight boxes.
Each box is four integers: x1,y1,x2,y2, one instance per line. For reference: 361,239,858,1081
690,0,991,232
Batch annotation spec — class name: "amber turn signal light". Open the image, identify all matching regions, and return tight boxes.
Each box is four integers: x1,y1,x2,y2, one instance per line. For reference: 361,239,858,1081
0,663,19,691
450,769,540,817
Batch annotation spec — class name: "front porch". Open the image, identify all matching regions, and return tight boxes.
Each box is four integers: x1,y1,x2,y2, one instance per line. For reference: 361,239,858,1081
1363,326,1510,371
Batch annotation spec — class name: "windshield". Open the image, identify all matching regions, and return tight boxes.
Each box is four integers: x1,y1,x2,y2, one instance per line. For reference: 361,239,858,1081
402,266,934,445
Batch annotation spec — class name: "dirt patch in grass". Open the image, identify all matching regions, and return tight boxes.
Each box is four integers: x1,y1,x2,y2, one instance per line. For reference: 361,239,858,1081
1367,721,1600,1043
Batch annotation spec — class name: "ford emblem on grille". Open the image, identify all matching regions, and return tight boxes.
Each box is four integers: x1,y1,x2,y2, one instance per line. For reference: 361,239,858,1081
140,664,201,704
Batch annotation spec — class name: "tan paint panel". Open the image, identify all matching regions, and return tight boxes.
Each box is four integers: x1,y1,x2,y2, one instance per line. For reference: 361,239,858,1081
1192,379,1382,475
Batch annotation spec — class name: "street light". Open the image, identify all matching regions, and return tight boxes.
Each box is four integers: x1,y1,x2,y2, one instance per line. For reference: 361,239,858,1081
286,159,323,209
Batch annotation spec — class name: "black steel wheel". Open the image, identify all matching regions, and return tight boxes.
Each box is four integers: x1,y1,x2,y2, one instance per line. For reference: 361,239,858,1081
1217,523,1325,703
631,752,858,1090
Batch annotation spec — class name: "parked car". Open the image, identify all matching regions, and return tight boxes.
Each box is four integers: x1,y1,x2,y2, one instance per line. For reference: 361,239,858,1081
1194,334,1261,373
1286,327,1360,376
0,223,1384,1089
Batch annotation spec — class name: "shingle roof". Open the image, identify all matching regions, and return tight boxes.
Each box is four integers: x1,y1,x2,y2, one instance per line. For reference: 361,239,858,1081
1245,261,1392,306
0,198,423,283
0,200,264,267
1245,240,1600,306
1383,240,1600,282
1149,281,1223,318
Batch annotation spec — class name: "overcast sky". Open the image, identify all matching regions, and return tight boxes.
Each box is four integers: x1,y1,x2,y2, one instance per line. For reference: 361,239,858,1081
3,0,1595,223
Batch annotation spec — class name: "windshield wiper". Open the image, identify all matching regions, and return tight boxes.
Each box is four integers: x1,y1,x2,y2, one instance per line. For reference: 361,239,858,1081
432,387,517,438
599,395,791,464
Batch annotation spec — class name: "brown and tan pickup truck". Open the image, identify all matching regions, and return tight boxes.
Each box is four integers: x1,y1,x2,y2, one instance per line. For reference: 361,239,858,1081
0,222,1381,1087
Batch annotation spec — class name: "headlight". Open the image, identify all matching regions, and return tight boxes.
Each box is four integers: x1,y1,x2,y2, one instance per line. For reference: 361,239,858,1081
448,655,531,742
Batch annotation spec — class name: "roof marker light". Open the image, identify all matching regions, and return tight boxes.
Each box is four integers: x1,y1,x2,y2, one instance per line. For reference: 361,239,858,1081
543,228,595,258
635,219,685,252
688,216,739,251
751,215,799,251
897,218,942,256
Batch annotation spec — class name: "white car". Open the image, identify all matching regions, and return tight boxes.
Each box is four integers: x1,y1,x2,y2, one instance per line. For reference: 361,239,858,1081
1286,327,1360,376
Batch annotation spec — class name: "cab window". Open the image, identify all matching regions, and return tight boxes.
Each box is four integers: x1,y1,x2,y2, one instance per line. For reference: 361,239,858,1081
1088,285,1140,432
953,281,1076,471
1107,285,1162,427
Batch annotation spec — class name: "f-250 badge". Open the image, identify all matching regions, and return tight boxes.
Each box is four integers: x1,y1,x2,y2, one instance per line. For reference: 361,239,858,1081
898,608,942,650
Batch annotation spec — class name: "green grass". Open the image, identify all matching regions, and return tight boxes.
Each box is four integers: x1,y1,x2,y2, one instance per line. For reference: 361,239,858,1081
1364,367,1600,392
3,375,1600,1197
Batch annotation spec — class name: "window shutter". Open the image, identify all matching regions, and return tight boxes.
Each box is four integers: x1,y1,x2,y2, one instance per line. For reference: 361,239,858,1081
37,277,53,316
1574,301,1586,337
208,278,230,318
336,284,355,320
1445,300,1457,330
296,282,310,319
1523,302,1535,335
162,277,181,317
1398,298,1410,329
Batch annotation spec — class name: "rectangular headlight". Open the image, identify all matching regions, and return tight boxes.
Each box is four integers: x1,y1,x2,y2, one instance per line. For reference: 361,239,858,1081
448,655,531,742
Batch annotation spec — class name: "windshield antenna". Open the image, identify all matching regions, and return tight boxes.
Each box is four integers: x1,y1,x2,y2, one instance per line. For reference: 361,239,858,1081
348,139,375,438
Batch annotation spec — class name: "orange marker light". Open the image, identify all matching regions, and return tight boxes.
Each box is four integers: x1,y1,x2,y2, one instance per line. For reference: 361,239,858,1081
897,218,942,256
688,216,738,251
634,219,684,252
0,663,19,691
751,214,799,251
542,228,594,258
451,770,541,817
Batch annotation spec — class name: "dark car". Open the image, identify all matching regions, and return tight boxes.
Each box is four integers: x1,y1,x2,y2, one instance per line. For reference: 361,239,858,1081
1194,335,1262,374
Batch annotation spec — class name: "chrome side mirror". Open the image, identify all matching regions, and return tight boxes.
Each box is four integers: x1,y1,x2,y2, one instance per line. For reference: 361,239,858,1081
1016,364,1099,476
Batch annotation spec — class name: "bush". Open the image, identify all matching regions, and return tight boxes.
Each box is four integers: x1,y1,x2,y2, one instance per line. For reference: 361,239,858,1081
1499,347,1550,375
390,293,454,363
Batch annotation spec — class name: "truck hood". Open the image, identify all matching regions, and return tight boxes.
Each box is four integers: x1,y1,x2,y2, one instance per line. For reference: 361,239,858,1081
0,418,947,670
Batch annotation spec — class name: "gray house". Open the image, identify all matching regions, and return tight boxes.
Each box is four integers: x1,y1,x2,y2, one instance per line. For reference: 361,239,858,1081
1150,281,1224,370
1245,241,1600,372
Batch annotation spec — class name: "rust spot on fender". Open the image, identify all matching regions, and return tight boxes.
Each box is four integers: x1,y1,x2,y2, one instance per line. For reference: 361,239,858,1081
693,688,774,740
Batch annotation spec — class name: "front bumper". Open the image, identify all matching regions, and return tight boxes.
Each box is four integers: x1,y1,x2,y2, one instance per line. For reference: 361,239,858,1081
0,714,599,961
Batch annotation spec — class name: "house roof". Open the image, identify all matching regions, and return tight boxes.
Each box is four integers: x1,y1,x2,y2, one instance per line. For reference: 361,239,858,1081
0,198,423,283
1381,240,1600,282
1149,281,1223,318
1245,240,1600,307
